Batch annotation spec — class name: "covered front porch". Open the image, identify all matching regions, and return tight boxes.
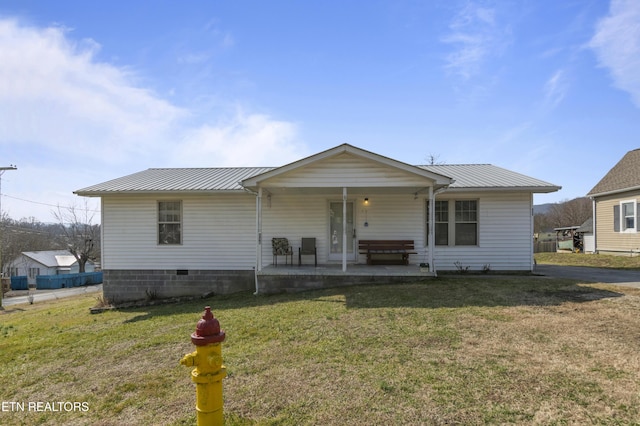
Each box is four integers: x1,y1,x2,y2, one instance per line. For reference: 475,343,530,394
255,262,435,294
241,144,454,277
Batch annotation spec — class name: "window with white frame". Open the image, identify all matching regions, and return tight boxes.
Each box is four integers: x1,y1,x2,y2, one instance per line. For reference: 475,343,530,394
28,267,40,279
426,200,449,245
621,201,636,232
426,199,479,246
158,201,182,244
455,200,478,245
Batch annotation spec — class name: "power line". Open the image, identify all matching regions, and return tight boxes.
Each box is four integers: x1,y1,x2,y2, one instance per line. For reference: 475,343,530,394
2,224,52,235
1,193,101,213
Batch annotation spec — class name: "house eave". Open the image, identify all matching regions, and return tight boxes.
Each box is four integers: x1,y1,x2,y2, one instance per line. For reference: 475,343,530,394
587,185,640,199
74,189,247,197
241,143,454,189
441,186,561,194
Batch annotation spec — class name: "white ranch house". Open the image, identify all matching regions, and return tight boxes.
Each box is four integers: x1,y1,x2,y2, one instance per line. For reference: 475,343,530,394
8,250,96,286
75,144,560,302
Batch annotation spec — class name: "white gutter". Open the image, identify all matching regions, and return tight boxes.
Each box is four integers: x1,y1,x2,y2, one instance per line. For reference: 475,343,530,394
591,198,597,254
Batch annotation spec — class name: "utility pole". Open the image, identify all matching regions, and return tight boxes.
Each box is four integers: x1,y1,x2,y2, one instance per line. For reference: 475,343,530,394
0,165,17,308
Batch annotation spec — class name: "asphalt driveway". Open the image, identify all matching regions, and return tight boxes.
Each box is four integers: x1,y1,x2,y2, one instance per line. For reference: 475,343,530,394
535,264,640,289
1,284,103,307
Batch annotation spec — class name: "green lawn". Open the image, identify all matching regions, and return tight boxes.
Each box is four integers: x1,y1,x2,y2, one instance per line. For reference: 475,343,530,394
2,276,640,425
535,252,640,270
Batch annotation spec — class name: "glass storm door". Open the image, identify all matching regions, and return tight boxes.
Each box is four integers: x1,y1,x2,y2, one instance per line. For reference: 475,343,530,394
329,201,355,261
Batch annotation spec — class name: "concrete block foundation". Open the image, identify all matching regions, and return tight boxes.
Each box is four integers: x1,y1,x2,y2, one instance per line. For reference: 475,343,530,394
103,269,254,303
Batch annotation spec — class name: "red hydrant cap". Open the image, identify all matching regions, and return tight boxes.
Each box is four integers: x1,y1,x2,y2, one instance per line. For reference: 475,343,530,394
191,306,226,346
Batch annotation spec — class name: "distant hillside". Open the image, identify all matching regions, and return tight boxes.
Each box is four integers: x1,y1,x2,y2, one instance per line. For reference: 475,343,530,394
534,203,554,215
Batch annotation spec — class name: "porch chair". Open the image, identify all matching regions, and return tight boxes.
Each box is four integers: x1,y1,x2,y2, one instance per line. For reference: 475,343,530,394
272,238,293,266
298,237,317,267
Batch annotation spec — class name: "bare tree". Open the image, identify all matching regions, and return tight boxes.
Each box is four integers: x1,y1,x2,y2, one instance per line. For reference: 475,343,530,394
53,200,100,273
546,197,592,229
533,212,554,233
1,213,61,276
426,153,446,165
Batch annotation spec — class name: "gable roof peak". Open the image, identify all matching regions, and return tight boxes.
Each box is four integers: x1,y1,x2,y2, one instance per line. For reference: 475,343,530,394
240,143,455,189
587,148,640,197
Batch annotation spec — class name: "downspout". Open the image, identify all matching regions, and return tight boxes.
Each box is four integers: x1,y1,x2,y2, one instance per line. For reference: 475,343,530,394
530,193,534,271
591,197,597,254
430,186,449,277
428,186,435,276
242,186,261,295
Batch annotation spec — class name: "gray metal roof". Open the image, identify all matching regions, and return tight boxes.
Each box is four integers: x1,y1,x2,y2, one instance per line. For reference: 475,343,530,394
75,163,559,195
419,164,560,192
75,167,275,195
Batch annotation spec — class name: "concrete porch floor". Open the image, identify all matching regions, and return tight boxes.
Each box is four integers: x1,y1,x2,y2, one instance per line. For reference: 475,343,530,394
259,263,433,276
255,263,435,293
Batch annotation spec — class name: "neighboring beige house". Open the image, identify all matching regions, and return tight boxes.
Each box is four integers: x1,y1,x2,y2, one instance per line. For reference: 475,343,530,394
75,144,560,302
587,148,640,256
8,250,96,286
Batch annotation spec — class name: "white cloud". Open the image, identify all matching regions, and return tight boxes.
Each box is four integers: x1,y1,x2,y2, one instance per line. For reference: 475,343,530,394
220,33,235,49
0,19,186,163
0,18,305,221
544,69,569,109
499,121,534,145
441,2,511,80
175,110,305,167
589,0,640,107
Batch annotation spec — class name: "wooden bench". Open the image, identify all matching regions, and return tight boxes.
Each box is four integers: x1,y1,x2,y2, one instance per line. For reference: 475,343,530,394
358,240,417,265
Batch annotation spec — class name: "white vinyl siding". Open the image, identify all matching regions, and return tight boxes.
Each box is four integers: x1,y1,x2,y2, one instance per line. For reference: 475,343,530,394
354,194,426,262
262,194,328,263
100,191,535,272
264,192,533,270
101,194,256,270
261,193,427,265
428,192,533,271
263,152,434,188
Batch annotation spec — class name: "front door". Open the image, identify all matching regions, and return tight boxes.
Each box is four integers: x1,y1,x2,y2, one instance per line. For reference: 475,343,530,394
329,201,355,261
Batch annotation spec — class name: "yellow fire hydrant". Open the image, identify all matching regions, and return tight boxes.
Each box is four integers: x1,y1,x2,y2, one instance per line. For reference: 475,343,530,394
181,306,227,425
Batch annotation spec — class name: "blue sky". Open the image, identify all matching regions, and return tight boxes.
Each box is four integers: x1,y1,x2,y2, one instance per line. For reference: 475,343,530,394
1,0,639,222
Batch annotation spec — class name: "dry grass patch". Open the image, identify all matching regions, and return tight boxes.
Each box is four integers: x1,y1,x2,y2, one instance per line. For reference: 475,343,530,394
1,277,640,424
536,252,640,269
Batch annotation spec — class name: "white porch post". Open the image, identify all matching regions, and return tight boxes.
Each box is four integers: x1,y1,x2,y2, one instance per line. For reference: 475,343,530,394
256,187,263,272
342,187,347,272
428,186,435,273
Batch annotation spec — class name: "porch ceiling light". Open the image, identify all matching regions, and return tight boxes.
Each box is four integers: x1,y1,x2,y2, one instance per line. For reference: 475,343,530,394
364,197,369,205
